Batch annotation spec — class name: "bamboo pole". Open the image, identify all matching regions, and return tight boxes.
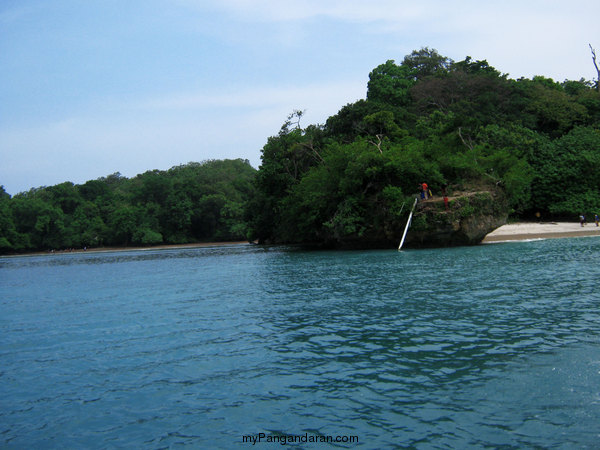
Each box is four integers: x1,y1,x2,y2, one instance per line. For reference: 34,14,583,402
398,197,418,251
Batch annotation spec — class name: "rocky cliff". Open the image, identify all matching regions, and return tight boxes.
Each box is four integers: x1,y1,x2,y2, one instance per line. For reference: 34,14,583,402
402,189,509,248
269,188,509,250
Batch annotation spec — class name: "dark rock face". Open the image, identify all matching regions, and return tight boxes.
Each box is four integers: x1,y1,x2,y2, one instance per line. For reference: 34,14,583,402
402,190,508,248
268,189,508,249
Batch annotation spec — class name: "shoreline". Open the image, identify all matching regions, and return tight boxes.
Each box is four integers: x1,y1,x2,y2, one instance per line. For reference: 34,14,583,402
482,222,600,243
4,223,600,258
1,241,251,258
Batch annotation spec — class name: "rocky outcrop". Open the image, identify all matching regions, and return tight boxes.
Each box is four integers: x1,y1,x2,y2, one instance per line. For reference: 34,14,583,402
270,188,509,250
402,190,508,248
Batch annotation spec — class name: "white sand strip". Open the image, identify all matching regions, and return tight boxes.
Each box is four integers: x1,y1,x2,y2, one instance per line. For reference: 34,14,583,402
482,222,600,243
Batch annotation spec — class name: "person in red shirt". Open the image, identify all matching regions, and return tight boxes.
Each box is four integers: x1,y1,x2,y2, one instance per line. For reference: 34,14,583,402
441,183,448,210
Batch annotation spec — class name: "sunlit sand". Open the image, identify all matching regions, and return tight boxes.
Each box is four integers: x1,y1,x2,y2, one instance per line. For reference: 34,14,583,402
483,222,600,243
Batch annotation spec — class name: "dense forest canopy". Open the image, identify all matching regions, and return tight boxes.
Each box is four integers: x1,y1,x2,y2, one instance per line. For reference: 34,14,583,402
246,48,600,246
0,159,256,253
2,48,600,253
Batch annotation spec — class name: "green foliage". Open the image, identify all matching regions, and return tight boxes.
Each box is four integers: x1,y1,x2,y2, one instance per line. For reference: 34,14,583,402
249,48,600,246
0,191,18,251
323,198,366,240
325,99,382,140
458,199,476,219
529,127,600,217
367,60,415,106
381,186,405,214
132,228,163,245
0,159,256,253
520,79,588,136
4,48,600,252
402,47,453,80
453,57,503,77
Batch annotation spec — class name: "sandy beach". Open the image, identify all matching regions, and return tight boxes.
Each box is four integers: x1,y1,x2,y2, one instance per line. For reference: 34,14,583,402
482,222,600,243
1,241,251,258
5,224,600,257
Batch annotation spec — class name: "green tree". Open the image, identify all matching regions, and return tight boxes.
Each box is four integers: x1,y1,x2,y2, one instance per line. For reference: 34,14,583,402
530,127,600,216
516,77,589,137
108,205,138,245
0,186,18,251
401,47,453,80
192,194,226,240
44,182,82,215
325,100,381,141
367,60,415,106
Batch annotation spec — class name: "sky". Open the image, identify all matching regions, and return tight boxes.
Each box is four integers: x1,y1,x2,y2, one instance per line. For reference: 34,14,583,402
1,0,599,195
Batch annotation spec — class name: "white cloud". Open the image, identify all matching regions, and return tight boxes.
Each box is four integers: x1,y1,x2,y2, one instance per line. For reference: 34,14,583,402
186,0,600,81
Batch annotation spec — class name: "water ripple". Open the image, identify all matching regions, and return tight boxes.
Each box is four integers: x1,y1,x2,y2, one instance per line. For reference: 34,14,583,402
2,238,600,447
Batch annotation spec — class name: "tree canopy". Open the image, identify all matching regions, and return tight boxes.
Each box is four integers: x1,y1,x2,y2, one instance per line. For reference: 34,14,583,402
2,48,600,253
0,159,256,253
246,48,600,246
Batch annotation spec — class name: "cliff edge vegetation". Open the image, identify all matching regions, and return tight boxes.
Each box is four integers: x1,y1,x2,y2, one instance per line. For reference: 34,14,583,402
246,48,600,248
2,48,600,253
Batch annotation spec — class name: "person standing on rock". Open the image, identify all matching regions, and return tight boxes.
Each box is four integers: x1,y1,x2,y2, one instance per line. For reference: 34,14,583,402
441,183,448,210
422,182,429,200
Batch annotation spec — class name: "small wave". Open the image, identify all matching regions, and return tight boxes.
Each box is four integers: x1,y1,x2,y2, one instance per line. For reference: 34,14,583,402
482,238,546,244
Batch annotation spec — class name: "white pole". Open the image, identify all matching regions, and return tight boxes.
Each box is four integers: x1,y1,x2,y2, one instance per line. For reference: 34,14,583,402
398,197,418,251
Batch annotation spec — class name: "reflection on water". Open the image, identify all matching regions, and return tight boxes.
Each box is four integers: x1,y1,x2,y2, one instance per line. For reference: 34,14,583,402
0,243,258,268
1,238,600,447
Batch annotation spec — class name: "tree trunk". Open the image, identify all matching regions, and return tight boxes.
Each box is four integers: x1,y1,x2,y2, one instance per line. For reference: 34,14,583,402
590,44,600,92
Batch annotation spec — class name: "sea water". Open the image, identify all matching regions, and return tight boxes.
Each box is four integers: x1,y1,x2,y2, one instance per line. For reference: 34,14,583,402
1,238,599,448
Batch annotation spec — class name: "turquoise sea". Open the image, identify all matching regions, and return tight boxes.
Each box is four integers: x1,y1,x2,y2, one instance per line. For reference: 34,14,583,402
1,238,600,448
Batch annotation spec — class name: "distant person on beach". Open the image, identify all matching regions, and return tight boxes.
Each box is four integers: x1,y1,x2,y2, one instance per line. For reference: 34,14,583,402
580,214,586,227
595,214,599,226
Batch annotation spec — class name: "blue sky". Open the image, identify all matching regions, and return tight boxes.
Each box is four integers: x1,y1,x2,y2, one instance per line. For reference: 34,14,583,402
1,0,599,195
